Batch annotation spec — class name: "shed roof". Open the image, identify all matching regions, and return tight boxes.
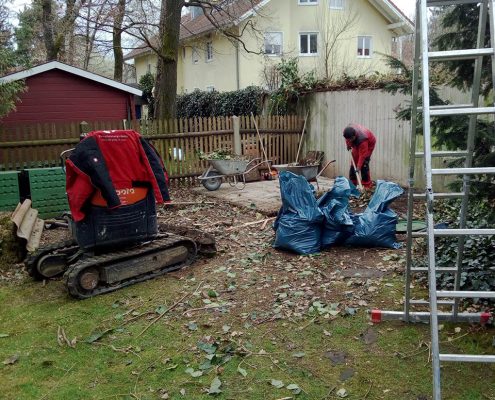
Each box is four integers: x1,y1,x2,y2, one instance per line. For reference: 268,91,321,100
0,61,143,96
124,0,413,61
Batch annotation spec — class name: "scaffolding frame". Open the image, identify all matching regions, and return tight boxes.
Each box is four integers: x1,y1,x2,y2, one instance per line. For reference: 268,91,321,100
373,1,495,399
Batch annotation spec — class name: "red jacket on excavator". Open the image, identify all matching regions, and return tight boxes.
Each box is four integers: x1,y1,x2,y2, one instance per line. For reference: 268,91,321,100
343,124,376,188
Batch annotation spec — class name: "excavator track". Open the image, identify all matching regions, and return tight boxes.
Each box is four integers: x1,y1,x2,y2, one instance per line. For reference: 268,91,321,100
64,234,197,299
25,239,79,280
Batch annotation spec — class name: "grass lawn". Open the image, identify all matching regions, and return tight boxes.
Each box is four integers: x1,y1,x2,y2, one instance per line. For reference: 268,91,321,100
1,189,493,400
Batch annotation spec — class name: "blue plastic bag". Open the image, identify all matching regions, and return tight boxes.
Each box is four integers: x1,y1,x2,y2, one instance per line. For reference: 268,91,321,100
317,177,360,247
273,172,323,255
344,180,404,249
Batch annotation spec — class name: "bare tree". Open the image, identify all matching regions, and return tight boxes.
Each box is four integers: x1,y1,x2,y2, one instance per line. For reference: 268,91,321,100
41,0,82,62
316,3,359,80
123,0,264,119
112,0,125,81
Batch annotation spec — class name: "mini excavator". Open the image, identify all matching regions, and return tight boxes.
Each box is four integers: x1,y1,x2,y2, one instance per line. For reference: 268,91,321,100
25,130,213,299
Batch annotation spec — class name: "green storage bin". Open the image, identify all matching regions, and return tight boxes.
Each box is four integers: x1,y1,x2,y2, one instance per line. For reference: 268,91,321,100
0,171,20,211
26,167,69,218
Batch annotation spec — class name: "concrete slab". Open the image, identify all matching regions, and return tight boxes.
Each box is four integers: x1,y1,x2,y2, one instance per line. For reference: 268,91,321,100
193,177,334,215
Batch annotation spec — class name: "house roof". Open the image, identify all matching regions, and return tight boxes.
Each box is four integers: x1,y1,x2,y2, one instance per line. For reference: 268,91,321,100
0,61,143,96
124,0,264,61
125,0,414,61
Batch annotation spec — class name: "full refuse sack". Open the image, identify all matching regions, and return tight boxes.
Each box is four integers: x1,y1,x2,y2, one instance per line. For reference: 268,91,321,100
344,180,404,249
317,176,360,247
273,172,323,255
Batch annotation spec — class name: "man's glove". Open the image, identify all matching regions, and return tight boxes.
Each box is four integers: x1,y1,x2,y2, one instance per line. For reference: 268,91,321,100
347,146,352,151
354,168,360,175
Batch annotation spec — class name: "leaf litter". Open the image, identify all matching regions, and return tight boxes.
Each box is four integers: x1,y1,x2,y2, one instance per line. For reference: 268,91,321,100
33,187,414,399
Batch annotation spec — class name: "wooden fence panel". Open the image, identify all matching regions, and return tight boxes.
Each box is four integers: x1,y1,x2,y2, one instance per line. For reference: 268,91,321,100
0,115,303,183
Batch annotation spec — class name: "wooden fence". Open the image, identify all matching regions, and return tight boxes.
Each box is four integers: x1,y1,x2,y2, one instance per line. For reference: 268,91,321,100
0,115,303,183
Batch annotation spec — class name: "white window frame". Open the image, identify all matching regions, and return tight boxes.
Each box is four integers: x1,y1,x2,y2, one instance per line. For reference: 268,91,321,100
206,41,213,62
299,32,319,56
264,31,283,56
192,46,199,64
182,47,186,60
298,0,318,5
206,86,215,92
329,0,344,9
357,35,373,58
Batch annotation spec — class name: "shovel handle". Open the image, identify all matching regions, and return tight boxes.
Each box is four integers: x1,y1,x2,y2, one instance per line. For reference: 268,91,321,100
349,150,364,191
316,159,336,179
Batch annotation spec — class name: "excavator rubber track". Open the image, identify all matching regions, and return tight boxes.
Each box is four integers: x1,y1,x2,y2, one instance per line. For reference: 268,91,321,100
25,239,79,280
63,234,197,299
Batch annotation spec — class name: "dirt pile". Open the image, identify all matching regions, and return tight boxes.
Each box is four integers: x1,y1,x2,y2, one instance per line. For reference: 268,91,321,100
0,212,24,272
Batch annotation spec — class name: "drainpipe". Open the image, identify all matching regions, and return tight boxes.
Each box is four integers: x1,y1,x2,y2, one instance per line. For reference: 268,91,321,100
235,41,240,90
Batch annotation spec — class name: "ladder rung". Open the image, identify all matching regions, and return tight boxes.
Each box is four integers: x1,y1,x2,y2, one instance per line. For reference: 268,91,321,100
430,104,473,111
439,354,495,363
371,310,492,324
428,0,488,6
437,291,495,299
409,299,455,306
413,193,465,199
432,167,495,175
430,107,495,116
410,267,458,272
413,229,495,237
415,150,468,158
428,48,494,61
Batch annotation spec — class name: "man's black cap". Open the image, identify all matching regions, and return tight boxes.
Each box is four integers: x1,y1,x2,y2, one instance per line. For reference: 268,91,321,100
343,126,356,139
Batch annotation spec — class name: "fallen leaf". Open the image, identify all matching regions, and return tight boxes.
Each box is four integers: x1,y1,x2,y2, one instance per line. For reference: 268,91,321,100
3,354,19,365
286,383,301,394
336,388,348,398
155,305,166,315
180,388,186,396
237,366,247,377
361,328,378,345
325,351,347,365
292,352,305,358
0,334,9,338
85,328,114,344
270,379,284,389
185,367,203,377
340,368,355,381
208,376,222,395
188,322,198,331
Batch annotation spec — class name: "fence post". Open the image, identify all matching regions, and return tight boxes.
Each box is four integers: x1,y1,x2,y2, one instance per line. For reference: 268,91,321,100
79,121,90,139
232,116,241,155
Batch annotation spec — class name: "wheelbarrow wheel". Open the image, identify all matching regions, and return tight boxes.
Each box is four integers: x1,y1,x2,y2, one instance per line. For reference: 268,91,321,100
202,170,222,191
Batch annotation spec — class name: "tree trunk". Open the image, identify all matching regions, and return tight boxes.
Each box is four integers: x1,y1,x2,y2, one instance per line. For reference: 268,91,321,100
62,0,77,64
113,0,125,81
41,0,57,61
154,0,183,120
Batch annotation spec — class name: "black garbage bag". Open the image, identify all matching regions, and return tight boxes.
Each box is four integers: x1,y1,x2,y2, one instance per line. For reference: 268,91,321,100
317,176,360,247
273,172,323,255
344,180,404,249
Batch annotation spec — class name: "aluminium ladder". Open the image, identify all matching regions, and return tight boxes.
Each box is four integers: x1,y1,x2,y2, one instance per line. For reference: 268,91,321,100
373,1,495,399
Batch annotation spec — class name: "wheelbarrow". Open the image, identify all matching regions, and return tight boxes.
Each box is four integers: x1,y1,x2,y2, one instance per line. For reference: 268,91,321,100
198,158,271,191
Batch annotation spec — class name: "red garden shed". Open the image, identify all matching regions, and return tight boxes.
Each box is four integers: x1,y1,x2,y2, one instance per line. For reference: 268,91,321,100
0,61,142,125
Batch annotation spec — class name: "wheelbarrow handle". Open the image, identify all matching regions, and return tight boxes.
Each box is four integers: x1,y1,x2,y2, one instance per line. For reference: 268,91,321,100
316,159,336,179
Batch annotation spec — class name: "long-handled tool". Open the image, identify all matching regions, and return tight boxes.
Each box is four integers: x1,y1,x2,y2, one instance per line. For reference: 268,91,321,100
315,159,336,179
251,113,272,176
295,110,310,164
349,150,364,191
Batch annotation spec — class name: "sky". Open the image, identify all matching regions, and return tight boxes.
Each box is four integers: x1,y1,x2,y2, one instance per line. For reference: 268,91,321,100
392,0,416,19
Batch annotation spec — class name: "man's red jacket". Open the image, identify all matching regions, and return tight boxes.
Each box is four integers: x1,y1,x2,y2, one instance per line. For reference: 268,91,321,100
66,130,170,222
345,124,376,170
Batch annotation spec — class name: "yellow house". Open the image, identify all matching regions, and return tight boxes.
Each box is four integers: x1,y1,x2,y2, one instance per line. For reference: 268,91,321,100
124,0,413,93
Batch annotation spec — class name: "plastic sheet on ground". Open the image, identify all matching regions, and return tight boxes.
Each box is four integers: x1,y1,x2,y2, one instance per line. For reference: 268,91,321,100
273,172,323,255
317,176,360,247
344,180,404,249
